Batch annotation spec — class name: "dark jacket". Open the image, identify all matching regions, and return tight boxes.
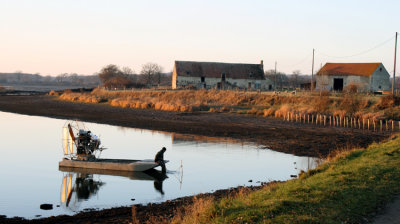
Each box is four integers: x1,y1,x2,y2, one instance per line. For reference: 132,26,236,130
154,149,165,162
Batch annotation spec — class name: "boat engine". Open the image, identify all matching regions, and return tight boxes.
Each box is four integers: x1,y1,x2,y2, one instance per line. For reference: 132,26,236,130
77,129,101,155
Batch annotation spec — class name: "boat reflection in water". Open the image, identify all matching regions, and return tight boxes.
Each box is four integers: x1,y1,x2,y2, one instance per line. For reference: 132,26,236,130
59,167,168,210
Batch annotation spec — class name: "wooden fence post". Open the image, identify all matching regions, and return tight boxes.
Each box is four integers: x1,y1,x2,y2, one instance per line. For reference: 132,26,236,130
358,119,361,129
324,115,326,126
363,119,365,130
330,116,332,126
368,119,370,130
380,120,383,132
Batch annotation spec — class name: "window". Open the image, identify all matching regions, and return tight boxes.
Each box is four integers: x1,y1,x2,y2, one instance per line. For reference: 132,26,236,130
186,71,190,75
221,72,226,81
379,67,382,72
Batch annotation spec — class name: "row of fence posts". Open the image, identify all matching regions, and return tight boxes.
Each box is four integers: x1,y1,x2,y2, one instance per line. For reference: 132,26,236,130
282,112,399,132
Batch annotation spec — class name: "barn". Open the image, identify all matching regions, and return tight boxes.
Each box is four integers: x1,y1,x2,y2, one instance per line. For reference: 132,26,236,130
172,60,274,90
316,63,391,92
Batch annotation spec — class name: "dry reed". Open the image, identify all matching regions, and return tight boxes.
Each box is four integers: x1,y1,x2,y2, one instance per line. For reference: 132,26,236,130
58,88,400,120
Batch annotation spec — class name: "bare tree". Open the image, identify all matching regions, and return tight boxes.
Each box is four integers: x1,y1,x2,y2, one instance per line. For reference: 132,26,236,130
122,66,134,76
140,63,163,86
289,70,301,89
98,64,132,88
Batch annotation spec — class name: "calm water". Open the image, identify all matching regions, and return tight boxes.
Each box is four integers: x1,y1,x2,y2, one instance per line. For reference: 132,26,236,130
0,111,318,219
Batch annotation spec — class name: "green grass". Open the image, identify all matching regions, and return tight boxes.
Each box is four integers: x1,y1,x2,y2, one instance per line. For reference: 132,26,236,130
175,134,400,223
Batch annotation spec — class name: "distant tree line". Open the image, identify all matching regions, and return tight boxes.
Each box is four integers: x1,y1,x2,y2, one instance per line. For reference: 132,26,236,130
0,72,101,86
264,69,312,90
98,63,171,89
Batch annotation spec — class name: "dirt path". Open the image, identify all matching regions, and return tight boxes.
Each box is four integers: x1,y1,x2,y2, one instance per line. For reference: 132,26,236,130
372,195,400,224
0,95,388,157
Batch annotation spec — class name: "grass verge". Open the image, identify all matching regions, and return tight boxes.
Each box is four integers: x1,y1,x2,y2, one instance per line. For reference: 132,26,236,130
171,134,400,223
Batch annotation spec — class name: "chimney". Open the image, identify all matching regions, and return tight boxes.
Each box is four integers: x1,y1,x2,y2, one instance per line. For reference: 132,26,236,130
260,60,263,65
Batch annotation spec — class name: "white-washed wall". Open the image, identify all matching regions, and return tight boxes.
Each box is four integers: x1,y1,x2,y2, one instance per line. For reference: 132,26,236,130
316,75,369,91
176,76,274,90
370,65,391,91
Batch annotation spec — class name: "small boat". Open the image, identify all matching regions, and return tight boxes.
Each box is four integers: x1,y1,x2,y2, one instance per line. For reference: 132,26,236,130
59,122,167,172
59,158,168,172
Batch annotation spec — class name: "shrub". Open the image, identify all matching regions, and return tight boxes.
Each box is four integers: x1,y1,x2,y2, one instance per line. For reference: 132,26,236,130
313,96,330,113
263,108,275,117
48,90,59,96
376,96,400,109
344,83,359,93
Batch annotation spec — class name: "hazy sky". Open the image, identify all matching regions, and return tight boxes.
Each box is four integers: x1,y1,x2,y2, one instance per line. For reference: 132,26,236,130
1,0,399,76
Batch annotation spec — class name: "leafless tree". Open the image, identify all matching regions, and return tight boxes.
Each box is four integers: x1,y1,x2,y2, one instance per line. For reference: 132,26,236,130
140,63,163,86
98,64,132,88
289,70,301,89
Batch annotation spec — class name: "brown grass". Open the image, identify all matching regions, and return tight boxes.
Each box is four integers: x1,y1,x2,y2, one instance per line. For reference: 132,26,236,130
57,88,400,120
170,196,215,224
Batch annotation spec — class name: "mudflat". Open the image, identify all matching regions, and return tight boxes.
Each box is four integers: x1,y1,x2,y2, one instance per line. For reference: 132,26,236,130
0,95,388,157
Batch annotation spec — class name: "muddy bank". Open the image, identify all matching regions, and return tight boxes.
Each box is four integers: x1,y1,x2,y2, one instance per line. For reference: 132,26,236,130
0,95,388,157
0,184,269,224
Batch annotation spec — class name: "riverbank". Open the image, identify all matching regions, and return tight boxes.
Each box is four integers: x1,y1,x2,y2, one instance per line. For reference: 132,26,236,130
3,133,399,223
0,95,388,157
171,133,400,223
0,94,396,223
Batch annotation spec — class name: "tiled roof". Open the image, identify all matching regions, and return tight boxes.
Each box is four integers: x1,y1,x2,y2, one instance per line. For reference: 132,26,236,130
174,61,265,80
317,63,381,77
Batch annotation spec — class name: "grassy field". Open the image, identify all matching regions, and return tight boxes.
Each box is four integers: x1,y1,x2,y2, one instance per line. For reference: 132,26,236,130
169,134,400,223
56,88,400,121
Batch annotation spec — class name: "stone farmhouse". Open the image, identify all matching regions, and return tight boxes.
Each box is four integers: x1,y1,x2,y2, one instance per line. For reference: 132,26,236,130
172,61,274,90
316,63,390,92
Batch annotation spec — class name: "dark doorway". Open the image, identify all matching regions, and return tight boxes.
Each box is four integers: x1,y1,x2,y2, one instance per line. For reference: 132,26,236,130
248,82,252,89
221,73,226,81
333,78,343,91
201,76,205,82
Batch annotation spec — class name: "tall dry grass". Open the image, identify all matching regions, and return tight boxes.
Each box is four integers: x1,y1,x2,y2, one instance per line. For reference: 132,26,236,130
170,196,215,224
57,88,400,120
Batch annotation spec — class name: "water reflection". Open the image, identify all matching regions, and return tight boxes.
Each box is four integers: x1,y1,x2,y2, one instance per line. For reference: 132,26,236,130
59,167,168,210
0,111,319,219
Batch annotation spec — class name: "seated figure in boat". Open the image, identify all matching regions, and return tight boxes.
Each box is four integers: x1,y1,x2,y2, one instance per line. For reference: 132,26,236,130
155,147,167,173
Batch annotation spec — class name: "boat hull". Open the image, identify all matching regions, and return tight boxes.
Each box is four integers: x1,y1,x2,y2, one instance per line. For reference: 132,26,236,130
59,158,166,172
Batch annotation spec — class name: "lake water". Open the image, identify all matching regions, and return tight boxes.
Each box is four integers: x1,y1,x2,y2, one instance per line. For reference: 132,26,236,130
0,111,318,219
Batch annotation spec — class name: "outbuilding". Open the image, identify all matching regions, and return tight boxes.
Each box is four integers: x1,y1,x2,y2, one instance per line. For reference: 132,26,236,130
316,63,390,92
172,60,274,90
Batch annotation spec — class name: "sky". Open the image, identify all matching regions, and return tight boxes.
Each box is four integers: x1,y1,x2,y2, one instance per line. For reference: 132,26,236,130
0,0,399,76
